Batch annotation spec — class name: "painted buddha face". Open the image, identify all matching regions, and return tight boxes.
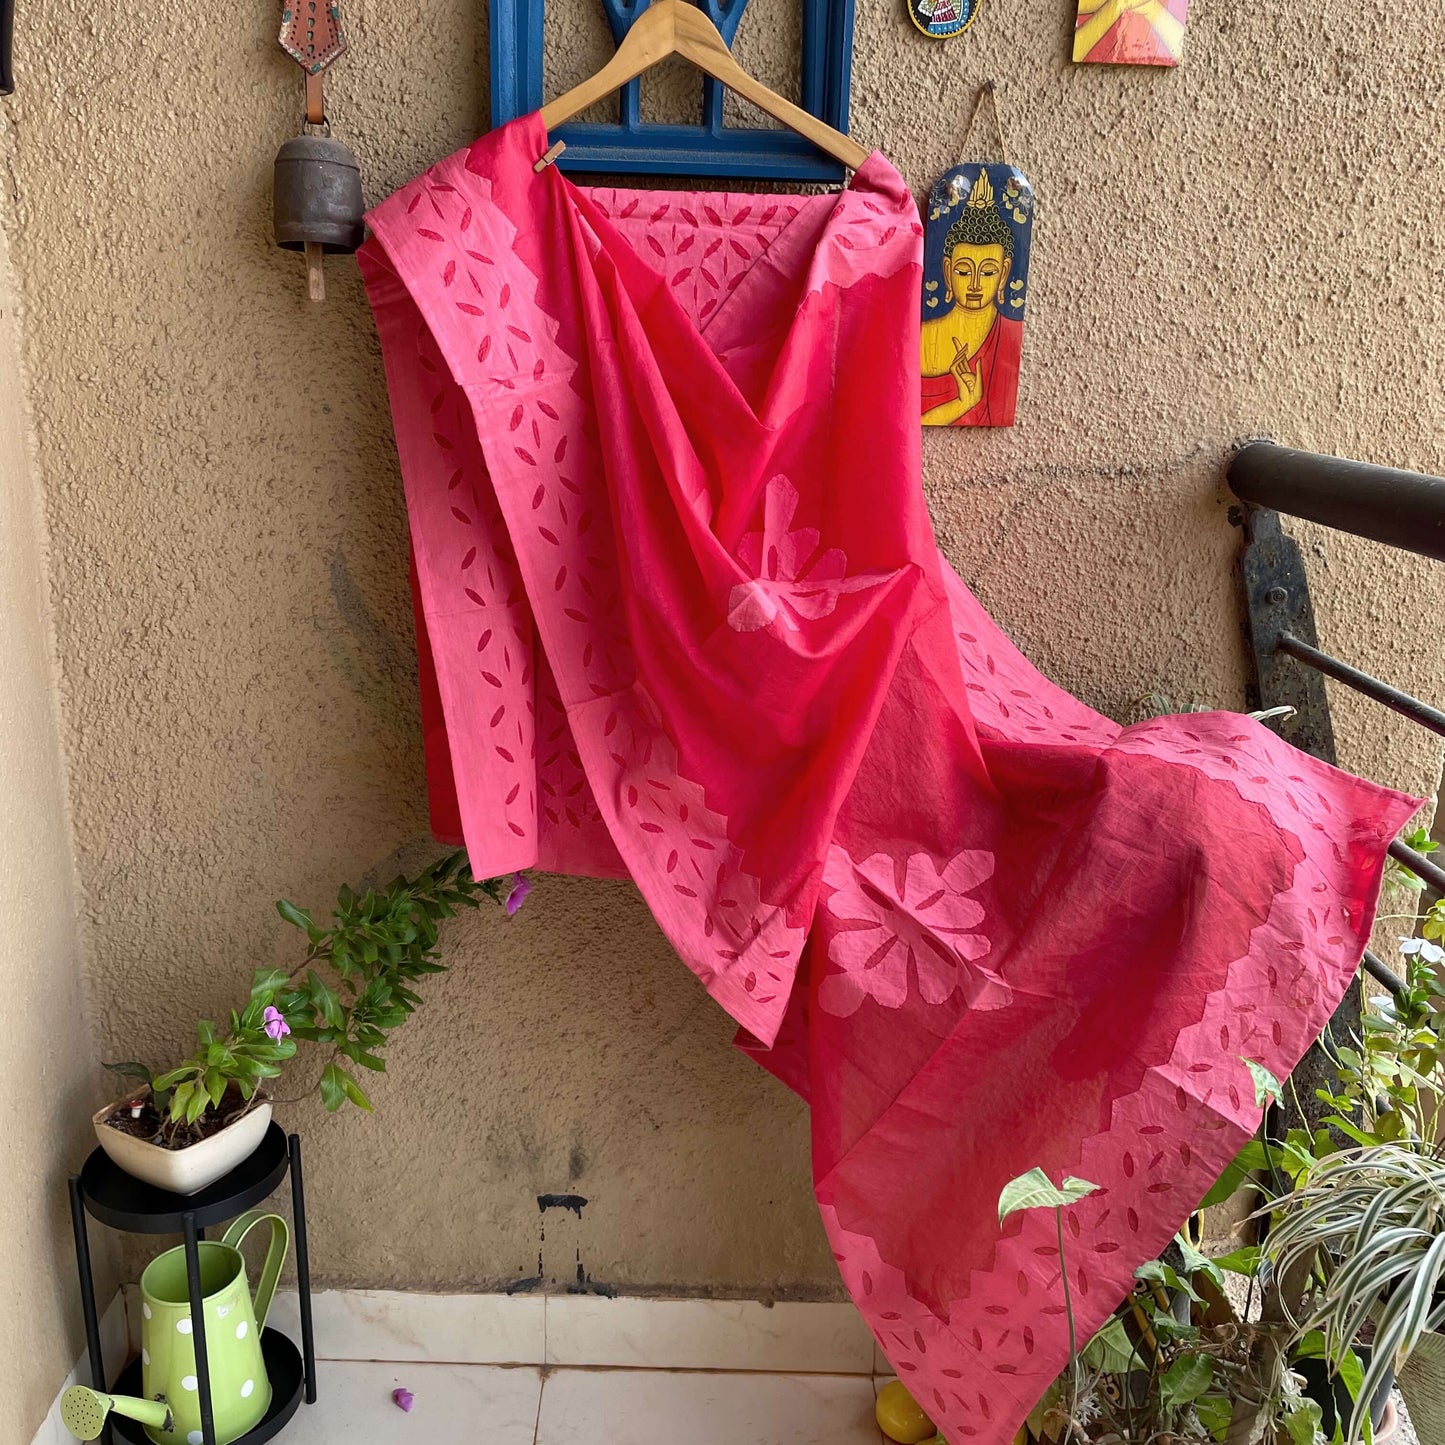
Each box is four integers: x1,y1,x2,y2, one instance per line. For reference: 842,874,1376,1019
944,242,1009,312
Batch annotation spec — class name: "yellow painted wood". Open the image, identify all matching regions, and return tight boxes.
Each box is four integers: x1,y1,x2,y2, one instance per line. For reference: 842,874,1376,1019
539,0,870,172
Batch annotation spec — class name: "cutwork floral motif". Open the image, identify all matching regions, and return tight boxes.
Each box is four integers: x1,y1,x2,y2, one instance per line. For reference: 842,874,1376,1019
819,847,1008,1017
727,474,888,633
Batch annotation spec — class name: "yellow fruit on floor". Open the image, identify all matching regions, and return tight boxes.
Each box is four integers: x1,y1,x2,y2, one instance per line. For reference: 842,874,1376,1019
875,1380,936,1444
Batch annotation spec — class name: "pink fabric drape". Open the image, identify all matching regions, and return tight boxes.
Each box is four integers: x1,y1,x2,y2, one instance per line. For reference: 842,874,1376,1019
360,114,1418,1444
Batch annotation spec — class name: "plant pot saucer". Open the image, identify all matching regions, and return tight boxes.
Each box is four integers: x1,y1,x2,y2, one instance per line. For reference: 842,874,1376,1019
80,1123,291,1234
106,1328,303,1445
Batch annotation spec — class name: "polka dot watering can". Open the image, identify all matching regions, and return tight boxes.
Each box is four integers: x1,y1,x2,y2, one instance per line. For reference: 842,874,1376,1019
135,1210,289,1444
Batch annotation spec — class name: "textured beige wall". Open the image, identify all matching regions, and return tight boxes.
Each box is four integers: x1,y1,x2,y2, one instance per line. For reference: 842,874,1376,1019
0,209,117,1443
2,0,1442,1307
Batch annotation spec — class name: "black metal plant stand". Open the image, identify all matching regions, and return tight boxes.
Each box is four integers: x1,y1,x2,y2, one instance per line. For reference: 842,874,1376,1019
68,1127,317,1445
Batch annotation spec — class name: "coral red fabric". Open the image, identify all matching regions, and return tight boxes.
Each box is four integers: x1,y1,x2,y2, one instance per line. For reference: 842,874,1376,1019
360,114,1418,1444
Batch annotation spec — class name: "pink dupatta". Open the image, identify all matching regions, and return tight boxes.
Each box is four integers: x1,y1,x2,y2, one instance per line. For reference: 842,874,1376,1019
360,115,1418,1443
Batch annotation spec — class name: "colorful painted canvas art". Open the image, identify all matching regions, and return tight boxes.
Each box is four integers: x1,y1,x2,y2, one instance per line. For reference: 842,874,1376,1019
907,0,979,40
920,162,1031,427
1073,0,1188,66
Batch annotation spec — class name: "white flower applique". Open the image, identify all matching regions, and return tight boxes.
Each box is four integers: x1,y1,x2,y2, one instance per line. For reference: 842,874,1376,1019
727,474,889,634
819,846,1010,1018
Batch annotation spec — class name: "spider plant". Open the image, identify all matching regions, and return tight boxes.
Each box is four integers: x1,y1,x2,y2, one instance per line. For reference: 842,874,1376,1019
1258,1144,1445,1442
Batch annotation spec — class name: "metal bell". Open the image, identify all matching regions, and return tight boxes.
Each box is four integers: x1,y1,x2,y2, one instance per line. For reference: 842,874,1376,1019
272,131,364,254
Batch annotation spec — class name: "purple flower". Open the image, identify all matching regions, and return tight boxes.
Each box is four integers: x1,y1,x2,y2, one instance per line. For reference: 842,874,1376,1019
392,1387,415,1413
262,1006,291,1041
505,872,531,917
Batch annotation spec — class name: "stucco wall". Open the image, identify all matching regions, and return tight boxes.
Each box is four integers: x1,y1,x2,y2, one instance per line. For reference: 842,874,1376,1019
2,0,1441,1306
0,209,117,1444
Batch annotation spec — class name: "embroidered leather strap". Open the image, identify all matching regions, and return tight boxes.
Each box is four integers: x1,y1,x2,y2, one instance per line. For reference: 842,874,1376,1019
279,0,347,126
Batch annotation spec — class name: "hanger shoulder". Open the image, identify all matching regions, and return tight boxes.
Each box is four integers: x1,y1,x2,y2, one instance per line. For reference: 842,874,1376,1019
540,1,677,130
539,0,869,172
670,5,868,169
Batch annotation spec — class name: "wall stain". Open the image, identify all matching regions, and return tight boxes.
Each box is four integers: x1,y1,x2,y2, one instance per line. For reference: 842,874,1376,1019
534,1192,612,1295
537,1193,587,1217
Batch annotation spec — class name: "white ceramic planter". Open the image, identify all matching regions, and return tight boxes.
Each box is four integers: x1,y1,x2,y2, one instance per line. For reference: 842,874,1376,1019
92,1093,272,1195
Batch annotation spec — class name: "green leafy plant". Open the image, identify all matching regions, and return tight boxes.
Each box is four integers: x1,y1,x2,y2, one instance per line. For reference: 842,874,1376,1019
1259,1144,1445,1442
105,853,524,1145
1317,948,1445,1149
994,1204,1326,1444
1384,826,1440,897
993,1069,1364,1443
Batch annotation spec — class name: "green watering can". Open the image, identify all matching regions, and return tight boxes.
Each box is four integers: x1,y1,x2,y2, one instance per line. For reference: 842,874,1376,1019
62,1211,289,1445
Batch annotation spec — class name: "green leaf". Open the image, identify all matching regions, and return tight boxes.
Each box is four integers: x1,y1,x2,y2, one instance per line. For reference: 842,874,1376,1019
1243,1058,1283,1108
169,1080,196,1123
249,966,290,1003
276,899,314,933
1210,1246,1261,1276
1337,1346,1364,1404
998,1168,1100,1224
1160,1353,1213,1407
1195,1394,1232,1442
1132,1257,1203,1303
338,1068,373,1111
1284,1400,1323,1445
196,1020,217,1048
1324,1113,1382,1148
319,1062,347,1112
1080,1316,1138,1373
1176,1236,1224,1293
1198,1138,1273,1209
185,1083,209,1125
307,971,345,1030
320,1062,372,1113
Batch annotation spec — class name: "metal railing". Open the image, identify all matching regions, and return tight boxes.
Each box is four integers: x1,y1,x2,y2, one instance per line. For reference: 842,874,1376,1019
1229,441,1445,1000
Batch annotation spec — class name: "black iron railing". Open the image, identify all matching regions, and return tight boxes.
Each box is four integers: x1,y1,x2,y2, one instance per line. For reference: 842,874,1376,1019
1229,441,1445,1002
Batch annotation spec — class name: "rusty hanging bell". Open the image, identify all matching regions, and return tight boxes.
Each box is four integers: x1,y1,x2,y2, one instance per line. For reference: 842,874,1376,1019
273,127,365,255
274,0,358,299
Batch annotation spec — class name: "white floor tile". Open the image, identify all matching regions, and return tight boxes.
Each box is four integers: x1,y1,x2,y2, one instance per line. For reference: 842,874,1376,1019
544,1296,876,1374
535,1368,883,1445
279,1360,541,1444
269,1289,547,1365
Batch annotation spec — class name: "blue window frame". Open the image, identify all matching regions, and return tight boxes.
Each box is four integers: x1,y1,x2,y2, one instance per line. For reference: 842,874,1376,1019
490,0,856,181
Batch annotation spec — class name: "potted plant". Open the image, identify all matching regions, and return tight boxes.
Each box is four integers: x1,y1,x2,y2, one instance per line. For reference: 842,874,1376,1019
875,1065,1413,1442
95,852,527,1193
1258,1143,1445,1441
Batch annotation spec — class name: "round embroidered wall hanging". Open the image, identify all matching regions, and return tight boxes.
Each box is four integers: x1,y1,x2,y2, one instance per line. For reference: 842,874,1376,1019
907,0,979,40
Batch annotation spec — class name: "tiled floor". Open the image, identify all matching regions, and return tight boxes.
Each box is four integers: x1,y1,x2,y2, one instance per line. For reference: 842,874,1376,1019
270,1360,1423,1445
278,1360,888,1443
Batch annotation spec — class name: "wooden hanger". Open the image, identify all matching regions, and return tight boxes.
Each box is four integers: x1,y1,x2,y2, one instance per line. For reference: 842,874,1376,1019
539,0,870,172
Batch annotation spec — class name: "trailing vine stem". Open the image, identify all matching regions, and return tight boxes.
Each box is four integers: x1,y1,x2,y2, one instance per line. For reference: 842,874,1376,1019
106,852,525,1141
